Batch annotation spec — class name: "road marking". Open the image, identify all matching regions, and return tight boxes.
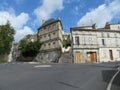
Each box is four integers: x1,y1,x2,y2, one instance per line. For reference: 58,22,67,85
34,65,51,68
106,67,120,90
28,62,40,64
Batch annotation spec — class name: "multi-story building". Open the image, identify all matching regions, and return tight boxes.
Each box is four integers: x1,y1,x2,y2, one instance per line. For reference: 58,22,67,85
105,22,120,30
71,24,120,63
37,18,63,63
27,34,37,42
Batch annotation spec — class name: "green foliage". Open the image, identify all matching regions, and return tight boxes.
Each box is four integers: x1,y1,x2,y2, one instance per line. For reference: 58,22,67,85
62,34,71,48
19,35,41,57
62,40,67,48
0,21,15,54
0,59,7,64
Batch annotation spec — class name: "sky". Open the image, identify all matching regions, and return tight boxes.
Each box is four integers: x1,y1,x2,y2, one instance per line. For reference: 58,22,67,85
0,0,120,42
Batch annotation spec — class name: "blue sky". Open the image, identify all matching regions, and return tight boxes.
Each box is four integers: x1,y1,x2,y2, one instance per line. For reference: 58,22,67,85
0,0,120,42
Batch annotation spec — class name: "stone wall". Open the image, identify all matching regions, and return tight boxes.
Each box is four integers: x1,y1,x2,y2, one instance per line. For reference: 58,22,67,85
35,49,62,63
16,54,35,62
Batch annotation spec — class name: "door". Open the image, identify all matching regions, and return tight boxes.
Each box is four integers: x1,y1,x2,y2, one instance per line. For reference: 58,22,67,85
91,52,97,62
109,50,113,60
75,52,80,63
87,52,97,62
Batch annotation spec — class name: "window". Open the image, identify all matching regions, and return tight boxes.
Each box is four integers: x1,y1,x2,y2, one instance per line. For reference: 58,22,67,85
118,50,120,57
48,34,51,37
116,38,119,46
44,27,46,29
102,32,104,37
115,33,117,37
82,37,86,45
107,33,110,38
103,50,107,58
118,26,120,29
53,32,55,35
48,34,51,39
40,36,42,39
53,42,56,44
102,39,105,46
89,37,94,45
74,36,79,45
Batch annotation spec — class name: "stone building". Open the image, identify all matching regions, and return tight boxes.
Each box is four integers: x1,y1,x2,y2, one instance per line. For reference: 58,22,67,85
36,18,63,63
104,22,120,30
71,24,120,63
27,34,37,42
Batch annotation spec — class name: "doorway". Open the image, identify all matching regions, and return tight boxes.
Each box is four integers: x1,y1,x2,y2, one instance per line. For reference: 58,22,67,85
87,52,97,62
75,52,81,63
109,50,113,60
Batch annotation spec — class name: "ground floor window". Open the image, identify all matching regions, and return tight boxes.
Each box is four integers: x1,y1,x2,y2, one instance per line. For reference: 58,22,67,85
117,50,120,58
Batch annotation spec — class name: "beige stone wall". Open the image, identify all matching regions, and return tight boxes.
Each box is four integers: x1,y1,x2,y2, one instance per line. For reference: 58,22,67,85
39,20,63,51
99,48,120,62
40,40,62,51
71,29,120,63
110,24,120,30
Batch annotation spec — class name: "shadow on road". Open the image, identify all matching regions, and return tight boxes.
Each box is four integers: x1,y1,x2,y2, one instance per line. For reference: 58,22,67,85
102,70,120,89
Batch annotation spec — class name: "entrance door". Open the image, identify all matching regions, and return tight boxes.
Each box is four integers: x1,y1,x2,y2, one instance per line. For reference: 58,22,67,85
87,52,97,62
75,52,80,63
91,52,97,62
109,50,113,60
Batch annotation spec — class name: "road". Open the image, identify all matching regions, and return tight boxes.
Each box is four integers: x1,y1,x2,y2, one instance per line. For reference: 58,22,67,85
0,62,119,90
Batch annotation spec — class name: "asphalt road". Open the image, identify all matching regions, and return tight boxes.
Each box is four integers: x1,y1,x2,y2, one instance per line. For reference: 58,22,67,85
0,62,119,90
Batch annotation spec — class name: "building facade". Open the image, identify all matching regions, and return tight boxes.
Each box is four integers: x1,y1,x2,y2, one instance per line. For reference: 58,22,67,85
36,18,63,63
27,34,37,42
71,25,120,63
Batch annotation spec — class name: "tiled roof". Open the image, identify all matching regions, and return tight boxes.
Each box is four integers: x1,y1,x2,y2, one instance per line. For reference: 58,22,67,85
39,18,59,29
42,18,57,27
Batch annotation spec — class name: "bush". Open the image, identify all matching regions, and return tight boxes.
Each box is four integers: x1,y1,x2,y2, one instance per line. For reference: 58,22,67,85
19,35,41,57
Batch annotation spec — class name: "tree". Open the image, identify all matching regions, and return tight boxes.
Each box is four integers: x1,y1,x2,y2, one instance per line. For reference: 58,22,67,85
19,35,41,57
62,34,71,48
0,21,15,54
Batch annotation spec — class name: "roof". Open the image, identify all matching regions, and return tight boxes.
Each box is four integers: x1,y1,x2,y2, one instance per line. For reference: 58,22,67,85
38,18,63,30
70,27,120,33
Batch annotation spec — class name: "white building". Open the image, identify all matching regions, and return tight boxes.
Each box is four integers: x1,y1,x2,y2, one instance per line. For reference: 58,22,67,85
71,24,120,63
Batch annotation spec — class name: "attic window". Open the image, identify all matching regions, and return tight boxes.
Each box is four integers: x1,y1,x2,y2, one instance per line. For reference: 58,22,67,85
44,27,46,29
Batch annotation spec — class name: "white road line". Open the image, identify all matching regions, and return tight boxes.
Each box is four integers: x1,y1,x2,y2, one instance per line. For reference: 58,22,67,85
34,65,51,68
106,67,120,90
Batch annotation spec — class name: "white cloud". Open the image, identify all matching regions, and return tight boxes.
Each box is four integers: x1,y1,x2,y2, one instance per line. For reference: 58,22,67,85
11,13,29,29
15,26,34,42
0,11,29,29
0,8,34,42
34,0,64,23
77,0,120,27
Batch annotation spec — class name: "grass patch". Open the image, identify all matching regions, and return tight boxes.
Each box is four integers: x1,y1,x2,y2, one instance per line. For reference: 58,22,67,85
0,59,7,64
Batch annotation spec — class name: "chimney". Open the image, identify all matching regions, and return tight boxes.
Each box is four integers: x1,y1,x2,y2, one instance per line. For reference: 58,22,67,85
92,23,96,29
105,22,110,29
42,19,45,24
